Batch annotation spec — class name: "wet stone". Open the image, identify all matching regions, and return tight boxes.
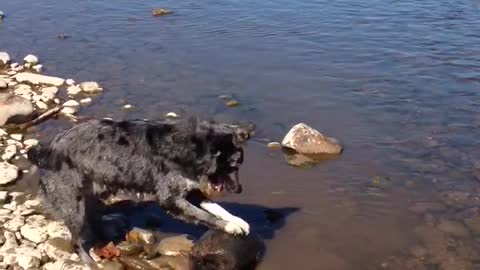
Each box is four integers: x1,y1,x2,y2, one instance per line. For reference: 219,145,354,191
126,228,155,246
437,220,470,238
156,235,194,256
118,257,157,270
116,241,143,257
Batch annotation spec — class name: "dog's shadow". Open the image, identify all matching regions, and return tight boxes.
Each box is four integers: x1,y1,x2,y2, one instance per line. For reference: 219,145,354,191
100,200,299,242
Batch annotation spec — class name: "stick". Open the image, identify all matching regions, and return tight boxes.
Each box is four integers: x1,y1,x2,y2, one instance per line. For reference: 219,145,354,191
17,105,64,131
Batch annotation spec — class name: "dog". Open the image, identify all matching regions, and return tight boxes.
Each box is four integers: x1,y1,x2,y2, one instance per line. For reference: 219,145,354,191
27,117,254,268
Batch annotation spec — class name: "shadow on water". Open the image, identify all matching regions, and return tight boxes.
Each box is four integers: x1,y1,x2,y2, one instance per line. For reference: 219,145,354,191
100,200,299,242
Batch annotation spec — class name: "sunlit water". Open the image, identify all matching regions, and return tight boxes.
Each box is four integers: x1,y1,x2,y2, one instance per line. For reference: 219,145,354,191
2,0,480,269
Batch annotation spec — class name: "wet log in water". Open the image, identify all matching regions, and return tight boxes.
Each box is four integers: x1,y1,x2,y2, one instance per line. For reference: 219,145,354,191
191,230,265,270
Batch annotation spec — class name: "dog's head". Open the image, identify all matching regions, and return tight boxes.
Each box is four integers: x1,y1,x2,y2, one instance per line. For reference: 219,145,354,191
200,121,255,194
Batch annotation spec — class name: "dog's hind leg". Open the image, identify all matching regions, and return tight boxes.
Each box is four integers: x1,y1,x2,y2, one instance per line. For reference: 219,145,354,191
39,168,102,269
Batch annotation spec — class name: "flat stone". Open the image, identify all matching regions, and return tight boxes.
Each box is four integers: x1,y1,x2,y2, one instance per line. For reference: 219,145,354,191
0,79,6,89
79,81,102,93
0,162,18,185
2,145,17,160
10,134,22,141
23,139,39,149
156,235,194,256
0,191,8,204
15,72,65,86
61,106,78,115
36,100,49,110
0,231,18,251
80,98,92,105
282,123,343,155
23,54,39,65
64,100,80,107
116,241,143,257
0,52,10,65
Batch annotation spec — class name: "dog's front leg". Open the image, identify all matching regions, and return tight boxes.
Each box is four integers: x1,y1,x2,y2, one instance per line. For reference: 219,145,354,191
200,201,250,235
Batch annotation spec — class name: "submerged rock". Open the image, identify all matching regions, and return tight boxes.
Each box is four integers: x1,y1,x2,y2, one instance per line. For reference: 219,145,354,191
152,8,173,17
191,230,265,270
156,235,194,256
282,123,343,155
0,93,34,126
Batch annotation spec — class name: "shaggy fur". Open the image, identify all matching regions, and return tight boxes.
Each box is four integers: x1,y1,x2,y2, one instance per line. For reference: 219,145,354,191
27,118,254,267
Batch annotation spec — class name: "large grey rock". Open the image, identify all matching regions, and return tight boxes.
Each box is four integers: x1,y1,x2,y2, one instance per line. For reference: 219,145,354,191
0,52,10,65
282,123,343,155
0,162,18,185
191,230,265,270
14,72,65,86
0,93,34,126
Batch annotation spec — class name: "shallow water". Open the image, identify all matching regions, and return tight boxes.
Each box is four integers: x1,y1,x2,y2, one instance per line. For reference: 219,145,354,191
2,0,480,269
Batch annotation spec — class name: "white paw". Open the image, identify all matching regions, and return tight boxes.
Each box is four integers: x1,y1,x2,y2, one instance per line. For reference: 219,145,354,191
230,216,250,235
224,221,244,235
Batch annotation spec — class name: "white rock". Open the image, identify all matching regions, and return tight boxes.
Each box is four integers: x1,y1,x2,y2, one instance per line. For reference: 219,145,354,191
0,191,8,203
123,104,133,109
6,70,16,76
36,100,49,110
23,54,39,65
10,134,22,141
41,86,59,95
2,201,17,211
63,100,80,107
3,215,25,232
33,94,42,102
166,112,179,118
67,85,82,96
54,98,60,104
8,81,17,87
0,79,6,89
0,52,10,65
15,72,65,86
10,62,19,69
23,139,39,149
20,223,48,243
13,84,32,96
32,64,43,73
24,198,42,208
0,162,18,185
0,209,11,215
79,81,102,93
47,221,72,240
282,123,343,155
2,145,17,160
41,91,55,102
80,98,92,105
66,79,76,86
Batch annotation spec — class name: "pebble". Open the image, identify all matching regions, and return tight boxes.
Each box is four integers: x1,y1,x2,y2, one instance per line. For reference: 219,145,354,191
10,63,19,69
3,215,25,232
79,81,102,93
46,221,71,240
20,215,49,243
0,52,10,65
40,237,74,261
23,54,39,65
67,85,82,96
0,162,18,185
62,100,80,114
0,79,6,89
66,79,75,86
0,191,8,204
36,100,49,110
0,128,7,138
41,86,59,95
80,98,92,105
63,100,80,107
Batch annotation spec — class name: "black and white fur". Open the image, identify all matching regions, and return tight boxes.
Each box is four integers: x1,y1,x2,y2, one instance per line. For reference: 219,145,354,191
27,118,254,267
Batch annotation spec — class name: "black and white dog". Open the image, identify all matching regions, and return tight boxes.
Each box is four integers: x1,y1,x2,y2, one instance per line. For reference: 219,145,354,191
28,117,254,267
